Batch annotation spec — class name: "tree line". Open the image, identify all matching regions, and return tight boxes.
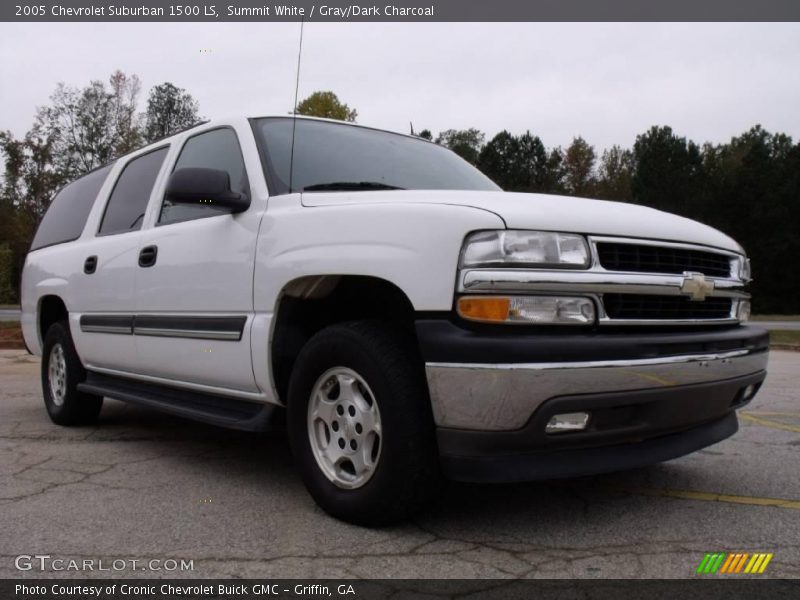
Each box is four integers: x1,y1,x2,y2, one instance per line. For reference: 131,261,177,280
1,83,798,313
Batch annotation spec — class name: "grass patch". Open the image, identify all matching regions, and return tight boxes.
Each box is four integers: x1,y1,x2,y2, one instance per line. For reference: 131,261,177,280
0,304,20,309
770,330,800,349
752,314,800,322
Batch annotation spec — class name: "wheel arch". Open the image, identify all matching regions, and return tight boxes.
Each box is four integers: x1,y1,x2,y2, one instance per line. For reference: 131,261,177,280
38,294,69,346
270,274,420,403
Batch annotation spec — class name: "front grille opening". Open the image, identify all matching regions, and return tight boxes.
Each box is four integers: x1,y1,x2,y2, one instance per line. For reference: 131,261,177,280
603,294,733,320
597,242,732,278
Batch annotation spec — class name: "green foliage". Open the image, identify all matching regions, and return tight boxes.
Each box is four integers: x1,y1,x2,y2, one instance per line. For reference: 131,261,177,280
0,130,64,223
477,130,557,192
596,145,633,201
32,71,143,179
544,146,565,193
109,71,143,155
0,244,14,303
436,129,485,165
143,82,202,142
562,137,596,196
477,130,520,188
295,91,357,122
631,126,703,215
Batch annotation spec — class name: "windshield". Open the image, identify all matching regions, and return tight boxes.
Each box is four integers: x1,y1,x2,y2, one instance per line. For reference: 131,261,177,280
251,117,500,195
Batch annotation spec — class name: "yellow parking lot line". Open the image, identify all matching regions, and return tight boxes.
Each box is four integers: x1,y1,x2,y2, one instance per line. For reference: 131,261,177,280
745,411,800,418
740,413,800,434
604,486,800,511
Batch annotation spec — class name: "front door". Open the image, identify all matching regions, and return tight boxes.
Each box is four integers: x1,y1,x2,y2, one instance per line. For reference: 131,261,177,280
133,127,260,394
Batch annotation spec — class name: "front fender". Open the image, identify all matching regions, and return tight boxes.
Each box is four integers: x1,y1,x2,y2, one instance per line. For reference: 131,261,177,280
254,201,505,312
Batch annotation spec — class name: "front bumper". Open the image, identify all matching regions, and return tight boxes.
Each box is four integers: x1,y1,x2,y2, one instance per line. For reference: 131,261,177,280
416,320,769,482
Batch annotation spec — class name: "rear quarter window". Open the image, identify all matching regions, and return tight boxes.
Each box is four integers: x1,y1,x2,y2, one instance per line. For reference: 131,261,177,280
30,164,114,251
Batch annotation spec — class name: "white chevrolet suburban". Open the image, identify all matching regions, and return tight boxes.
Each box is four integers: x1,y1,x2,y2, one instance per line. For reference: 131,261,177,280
21,116,769,524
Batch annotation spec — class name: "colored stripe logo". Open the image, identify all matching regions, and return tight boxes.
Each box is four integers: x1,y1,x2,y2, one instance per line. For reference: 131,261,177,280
696,552,773,574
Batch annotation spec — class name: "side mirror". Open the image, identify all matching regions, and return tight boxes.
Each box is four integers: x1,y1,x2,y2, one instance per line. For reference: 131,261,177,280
164,168,250,213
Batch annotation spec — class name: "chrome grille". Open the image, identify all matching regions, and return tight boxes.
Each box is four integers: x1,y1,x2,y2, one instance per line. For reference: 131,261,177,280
596,242,732,278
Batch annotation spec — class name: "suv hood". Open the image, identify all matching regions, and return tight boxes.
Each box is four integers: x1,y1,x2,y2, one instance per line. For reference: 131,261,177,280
302,190,744,254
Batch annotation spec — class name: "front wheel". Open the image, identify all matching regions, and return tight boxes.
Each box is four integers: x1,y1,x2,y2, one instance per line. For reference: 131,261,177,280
287,321,441,525
41,321,103,426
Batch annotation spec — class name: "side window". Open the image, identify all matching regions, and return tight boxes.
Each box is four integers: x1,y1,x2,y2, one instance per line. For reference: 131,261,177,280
159,128,249,225
30,164,114,251
99,147,168,236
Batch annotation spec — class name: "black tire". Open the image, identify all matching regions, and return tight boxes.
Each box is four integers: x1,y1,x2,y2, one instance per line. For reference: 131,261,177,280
41,321,103,426
287,320,441,525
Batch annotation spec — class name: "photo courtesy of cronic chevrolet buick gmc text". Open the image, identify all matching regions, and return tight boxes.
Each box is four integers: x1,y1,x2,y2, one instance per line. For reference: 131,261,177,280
20,116,769,525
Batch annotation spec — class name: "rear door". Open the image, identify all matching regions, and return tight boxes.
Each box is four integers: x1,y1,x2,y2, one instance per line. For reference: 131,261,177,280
25,164,114,356
70,146,170,373
133,126,261,393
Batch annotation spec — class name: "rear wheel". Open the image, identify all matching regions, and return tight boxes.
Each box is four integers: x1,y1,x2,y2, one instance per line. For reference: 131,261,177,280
41,321,103,425
287,320,441,525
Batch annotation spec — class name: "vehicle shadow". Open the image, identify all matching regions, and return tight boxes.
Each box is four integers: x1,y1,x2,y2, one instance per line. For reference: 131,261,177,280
93,398,686,532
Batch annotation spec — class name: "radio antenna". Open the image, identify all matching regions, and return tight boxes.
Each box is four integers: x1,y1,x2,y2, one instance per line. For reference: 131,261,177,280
289,16,305,194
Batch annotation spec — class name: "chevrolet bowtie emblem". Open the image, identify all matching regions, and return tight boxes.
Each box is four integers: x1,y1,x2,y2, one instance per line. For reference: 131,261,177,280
680,272,715,301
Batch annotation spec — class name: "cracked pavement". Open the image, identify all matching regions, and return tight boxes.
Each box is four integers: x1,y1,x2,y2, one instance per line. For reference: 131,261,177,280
1,349,798,579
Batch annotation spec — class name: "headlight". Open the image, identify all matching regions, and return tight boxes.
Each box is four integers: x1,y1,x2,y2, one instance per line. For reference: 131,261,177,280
461,230,590,269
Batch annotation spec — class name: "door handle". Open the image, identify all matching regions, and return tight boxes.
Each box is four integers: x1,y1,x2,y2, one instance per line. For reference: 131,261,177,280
84,256,97,274
138,245,158,268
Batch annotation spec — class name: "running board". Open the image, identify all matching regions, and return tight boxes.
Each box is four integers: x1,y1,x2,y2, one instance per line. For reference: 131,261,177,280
78,372,281,432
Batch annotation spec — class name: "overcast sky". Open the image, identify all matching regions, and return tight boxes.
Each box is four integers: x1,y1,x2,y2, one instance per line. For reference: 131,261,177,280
1,22,799,150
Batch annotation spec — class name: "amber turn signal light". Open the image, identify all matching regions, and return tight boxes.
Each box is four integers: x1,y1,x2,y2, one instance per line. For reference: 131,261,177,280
457,295,596,325
457,296,511,323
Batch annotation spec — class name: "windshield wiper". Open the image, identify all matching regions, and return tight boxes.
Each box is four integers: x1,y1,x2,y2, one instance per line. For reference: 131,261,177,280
301,181,405,192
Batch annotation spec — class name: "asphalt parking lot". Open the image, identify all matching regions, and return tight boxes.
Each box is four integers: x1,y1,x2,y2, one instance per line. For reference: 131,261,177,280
1,349,798,579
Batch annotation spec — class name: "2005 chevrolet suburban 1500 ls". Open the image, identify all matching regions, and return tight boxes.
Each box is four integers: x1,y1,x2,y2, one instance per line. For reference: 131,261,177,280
21,116,769,524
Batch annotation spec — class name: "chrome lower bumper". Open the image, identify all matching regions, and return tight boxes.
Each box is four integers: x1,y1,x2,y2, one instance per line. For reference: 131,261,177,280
425,349,769,431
